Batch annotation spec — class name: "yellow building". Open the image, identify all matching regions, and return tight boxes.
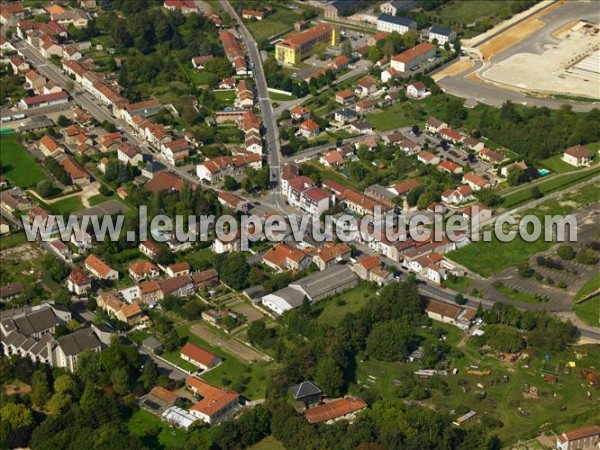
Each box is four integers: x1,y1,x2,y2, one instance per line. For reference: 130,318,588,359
275,24,339,65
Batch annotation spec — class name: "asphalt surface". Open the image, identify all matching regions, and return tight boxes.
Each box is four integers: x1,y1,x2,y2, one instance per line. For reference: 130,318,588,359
219,0,286,212
435,1,600,112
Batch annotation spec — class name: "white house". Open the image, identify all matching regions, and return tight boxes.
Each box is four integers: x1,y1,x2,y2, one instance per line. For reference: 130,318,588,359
428,25,457,45
377,14,416,34
563,145,593,167
406,81,430,99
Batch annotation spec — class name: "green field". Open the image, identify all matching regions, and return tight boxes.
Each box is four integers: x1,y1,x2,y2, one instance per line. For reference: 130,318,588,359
300,161,354,189
0,134,50,187
214,89,236,108
539,154,578,174
575,273,600,301
244,3,305,42
0,231,27,250
366,104,417,131
249,436,285,450
268,91,295,101
88,193,113,206
181,248,214,271
127,410,190,449
313,283,375,325
50,196,84,216
501,166,600,209
574,296,599,328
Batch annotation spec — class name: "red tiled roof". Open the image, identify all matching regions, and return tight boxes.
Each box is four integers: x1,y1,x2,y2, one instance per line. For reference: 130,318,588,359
68,268,90,285
144,172,186,194
305,397,367,424
394,179,421,196
181,342,218,366
300,118,320,132
392,42,436,63
263,243,308,269
186,377,239,418
85,254,113,277
565,145,592,158
356,255,381,271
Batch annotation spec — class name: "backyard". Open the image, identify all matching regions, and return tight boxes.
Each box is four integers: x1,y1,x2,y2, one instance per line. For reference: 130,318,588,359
313,283,375,325
0,134,50,188
574,296,599,327
127,409,190,449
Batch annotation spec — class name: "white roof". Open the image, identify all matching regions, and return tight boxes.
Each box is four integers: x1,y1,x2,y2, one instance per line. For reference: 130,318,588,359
162,406,198,429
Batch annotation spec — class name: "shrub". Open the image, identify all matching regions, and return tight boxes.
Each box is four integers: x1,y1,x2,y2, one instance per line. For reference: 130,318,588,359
557,245,576,260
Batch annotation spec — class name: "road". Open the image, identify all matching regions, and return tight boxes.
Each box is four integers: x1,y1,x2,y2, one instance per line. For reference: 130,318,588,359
219,0,286,211
7,33,199,185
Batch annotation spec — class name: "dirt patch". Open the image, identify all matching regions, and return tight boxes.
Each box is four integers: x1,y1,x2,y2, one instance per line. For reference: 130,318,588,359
478,1,564,60
432,59,474,81
189,322,269,364
552,20,576,39
4,383,31,396
231,302,266,323
1,243,45,262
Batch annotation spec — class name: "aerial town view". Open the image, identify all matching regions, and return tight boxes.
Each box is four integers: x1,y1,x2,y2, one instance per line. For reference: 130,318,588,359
0,0,599,449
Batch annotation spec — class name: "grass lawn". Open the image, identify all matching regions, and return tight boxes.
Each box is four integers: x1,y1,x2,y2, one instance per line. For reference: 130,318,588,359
425,1,515,38
127,409,191,449
249,436,285,450
188,69,213,85
501,166,600,209
50,196,84,216
244,3,304,41
174,323,273,400
313,283,375,325
575,273,600,301
574,296,599,328
269,91,295,101
0,232,27,250
214,89,236,108
366,104,417,131
301,161,354,189
88,193,113,206
181,248,214,271
444,276,474,291
0,134,50,188
539,155,578,174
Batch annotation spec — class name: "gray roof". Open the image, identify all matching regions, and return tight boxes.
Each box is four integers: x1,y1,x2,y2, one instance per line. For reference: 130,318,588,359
10,307,60,336
430,25,454,37
142,337,163,351
378,14,416,28
336,108,357,118
56,327,101,356
290,265,358,301
330,0,360,13
366,184,396,201
290,381,322,400
271,286,306,309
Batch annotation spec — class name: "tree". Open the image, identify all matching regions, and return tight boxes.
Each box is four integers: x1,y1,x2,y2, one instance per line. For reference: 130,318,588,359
139,358,159,390
101,120,117,133
57,115,70,127
31,369,51,407
484,324,524,352
219,253,250,290
54,374,77,396
368,45,383,63
110,367,129,394
223,175,240,191
0,403,34,430
341,39,353,58
314,357,344,397
155,246,175,265
576,248,598,265
557,245,576,260
454,293,466,305
46,392,72,415
530,186,543,199
35,180,59,198
517,263,534,278
366,320,418,361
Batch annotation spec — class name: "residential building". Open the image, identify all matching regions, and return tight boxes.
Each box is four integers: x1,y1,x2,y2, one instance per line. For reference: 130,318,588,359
242,9,266,20
180,343,221,370
463,203,492,223
424,298,476,330
348,120,373,134
275,24,339,65
417,150,440,165
161,139,192,165
263,243,311,272
290,381,322,407
335,89,355,105
439,127,465,144
312,243,351,270
556,425,600,450
380,1,418,15
480,148,505,164
163,0,200,14
219,30,247,75
397,138,420,155
563,145,593,166
299,118,320,138
218,191,249,212
212,233,240,254
165,262,190,278
406,81,430,99
0,283,24,301
196,153,261,183
19,91,68,110
334,107,357,123
438,160,463,174
463,136,485,151
191,55,214,69
139,240,161,259
290,106,311,121
84,254,118,280
441,185,473,205
391,42,436,72
425,117,448,133
320,150,345,168
191,269,219,290
66,268,91,296
187,377,240,424
390,178,421,197
377,14,416,34
462,172,490,191
353,255,392,285
323,0,360,19
305,397,368,424
129,260,160,281
143,172,186,194
355,77,377,98
285,176,331,218
329,55,350,71
428,25,456,45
